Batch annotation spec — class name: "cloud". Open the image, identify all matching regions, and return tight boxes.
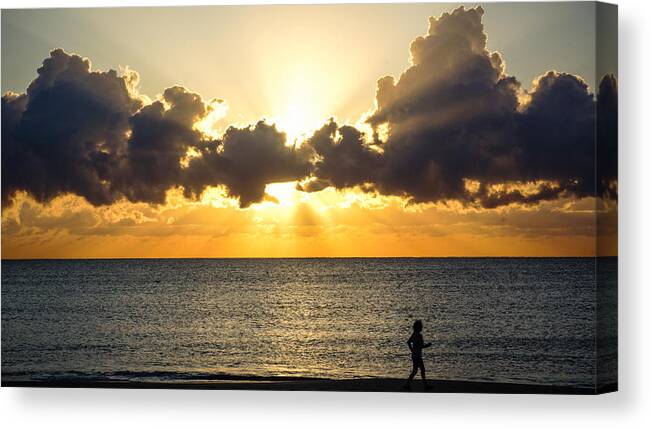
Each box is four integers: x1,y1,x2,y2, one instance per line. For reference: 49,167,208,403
2,50,311,209
596,73,618,200
2,7,617,212
304,6,618,208
182,121,312,207
2,49,142,206
114,85,215,204
299,119,382,192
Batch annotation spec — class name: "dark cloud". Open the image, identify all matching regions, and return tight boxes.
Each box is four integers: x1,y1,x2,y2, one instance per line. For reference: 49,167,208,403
115,86,214,204
2,50,311,209
2,7,618,211
299,119,382,192
1,92,29,207
183,121,311,207
2,49,142,206
596,73,618,200
305,6,618,208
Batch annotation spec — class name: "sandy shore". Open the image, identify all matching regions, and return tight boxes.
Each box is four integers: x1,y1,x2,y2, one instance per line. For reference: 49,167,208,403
1,377,616,394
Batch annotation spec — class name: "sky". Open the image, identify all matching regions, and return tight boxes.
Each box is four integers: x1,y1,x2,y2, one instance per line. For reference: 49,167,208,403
1,2,618,258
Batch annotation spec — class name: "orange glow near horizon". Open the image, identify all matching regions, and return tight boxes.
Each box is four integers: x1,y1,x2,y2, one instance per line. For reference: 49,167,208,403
1,187,616,259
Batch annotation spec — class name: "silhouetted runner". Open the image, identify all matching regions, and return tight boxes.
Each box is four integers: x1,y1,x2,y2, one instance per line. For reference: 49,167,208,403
404,320,431,390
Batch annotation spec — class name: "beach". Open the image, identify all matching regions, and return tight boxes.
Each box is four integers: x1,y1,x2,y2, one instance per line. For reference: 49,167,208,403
2,376,616,395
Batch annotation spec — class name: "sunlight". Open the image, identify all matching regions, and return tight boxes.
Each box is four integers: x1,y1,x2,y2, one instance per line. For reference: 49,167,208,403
272,93,325,145
194,99,228,138
263,61,340,145
264,182,301,207
199,186,239,208
274,102,312,144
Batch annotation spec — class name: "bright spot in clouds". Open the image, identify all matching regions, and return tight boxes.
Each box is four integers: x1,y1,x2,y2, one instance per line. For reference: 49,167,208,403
264,182,301,208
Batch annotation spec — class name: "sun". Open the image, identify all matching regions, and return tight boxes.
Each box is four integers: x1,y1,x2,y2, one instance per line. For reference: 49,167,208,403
273,97,324,145
265,63,333,145
275,103,311,144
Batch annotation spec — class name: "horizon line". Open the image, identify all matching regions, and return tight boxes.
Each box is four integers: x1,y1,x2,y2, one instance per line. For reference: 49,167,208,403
1,255,617,261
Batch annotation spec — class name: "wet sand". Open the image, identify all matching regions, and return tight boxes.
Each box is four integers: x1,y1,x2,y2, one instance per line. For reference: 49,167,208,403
2,377,616,394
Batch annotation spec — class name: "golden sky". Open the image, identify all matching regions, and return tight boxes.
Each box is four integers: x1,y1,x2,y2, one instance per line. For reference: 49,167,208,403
1,4,618,258
1,187,616,258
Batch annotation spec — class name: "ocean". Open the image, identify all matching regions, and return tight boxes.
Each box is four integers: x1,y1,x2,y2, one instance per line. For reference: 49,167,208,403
1,257,617,388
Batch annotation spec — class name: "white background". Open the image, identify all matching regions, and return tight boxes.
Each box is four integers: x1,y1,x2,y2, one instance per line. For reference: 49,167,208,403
0,0,649,426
